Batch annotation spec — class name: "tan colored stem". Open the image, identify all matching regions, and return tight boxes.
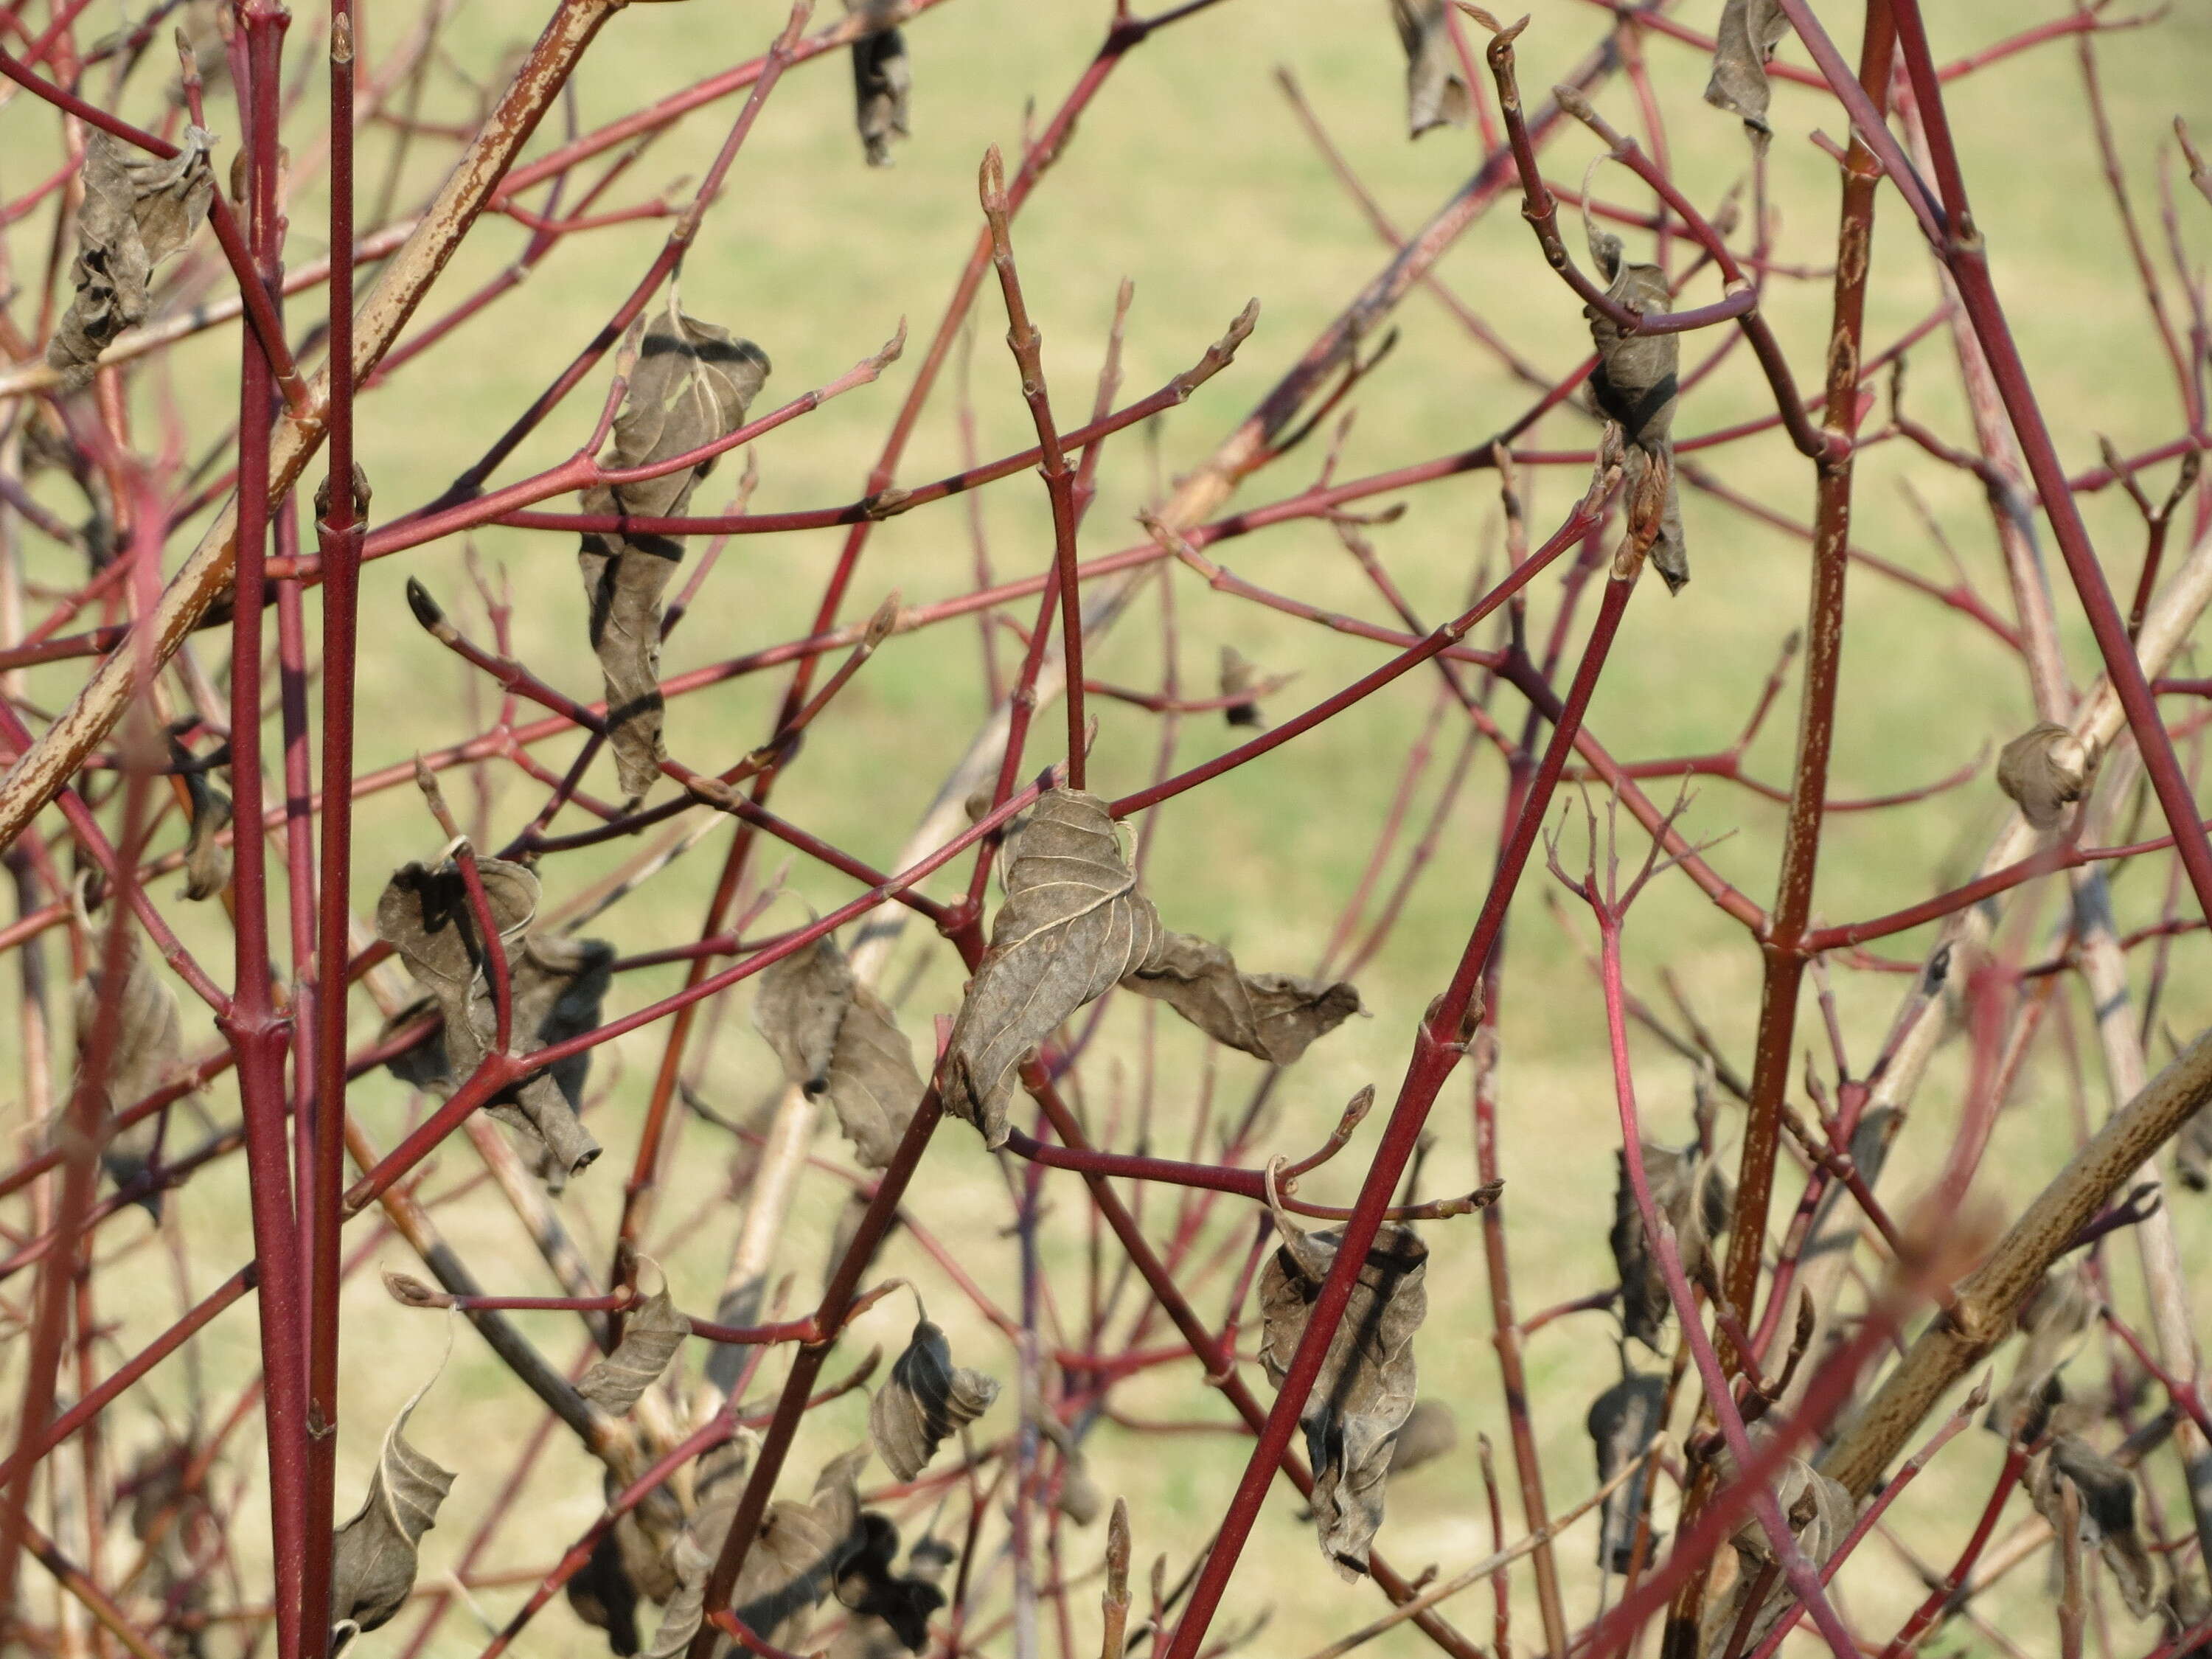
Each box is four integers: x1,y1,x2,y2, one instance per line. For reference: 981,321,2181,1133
0,0,622,852
1820,1021,2212,1496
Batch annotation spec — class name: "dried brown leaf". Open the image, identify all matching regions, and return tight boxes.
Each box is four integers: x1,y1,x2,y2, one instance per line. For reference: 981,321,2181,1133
945,790,1163,1147
577,1288,692,1414
754,933,924,1169
1257,1211,1427,1579
579,294,771,798
1385,1399,1458,1479
1703,0,1790,139
2032,1436,2161,1618
74,928,187,1213
870,1318,1001,1480
831,1512,947,1655
1989,1264,2096,1439
1121,931,1362,1066
2180,1102,2212,1191
1586,1372,1665,1572
1585,232,1687,594
1387,0,1470,139
947,790,1359,1147
375,859,608,1182
844,1,911,167
1611,1141,1732,1350
177,751,232,901
49,129,216,388
1218,645,1267,728
566,1528,644,1657
1699,1458,1851,1654
1997,721,2090,830
330,1364,456,1650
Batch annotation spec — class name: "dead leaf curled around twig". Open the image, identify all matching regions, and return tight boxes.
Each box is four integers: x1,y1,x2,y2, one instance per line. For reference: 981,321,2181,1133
329,1351,456,1650
2180,1102,2212,1191
2031,1436,2161,1618
49,128,216,388
1218,646,1267,728
945,789,1164,1147
1385,1399,1458,1479
74,927,188,1215
1121,931,1362,1067
375,859,610,1183
843,0,911,167
1996,721,2090,830
1703,0,1790,140
871,1318,1001,1479
567,1527,644,1657
578,1288,693,1414
176,748,232,900
754,933,925,1169
1989,1263,2096,1440
1587,1372,1665,1572
1387,0,1470,139
579,293,771,799
1697,1458,1852,1655
1610,1141,1732,1351
1584,231,1687,594
946,789,1360,1146
830,1512,947,1656
1258,1210,1427,1579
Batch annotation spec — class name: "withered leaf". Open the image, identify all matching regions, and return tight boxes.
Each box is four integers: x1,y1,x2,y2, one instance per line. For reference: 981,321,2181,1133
1121,931,1361,1067
640,1534,715,1659
945,789,1164,1148
831,1512,946,1656
580,295,771,799
1611,1139,1732,1351
2180,1102,2212,1191
175,745,232,901
732,1447,869,1647
1585,231,1687,594
1989,1263,2096,1439
1698,1458,1851,1655
1997,721,2090,830
947,790,1359,1147
578,1288,692,1414
1703,0,1790,139
566,1528,644,1658
844,1,911,167
1387,0,1470,139
870,1318,1001,1480
1218,646,1267,728
74,928,187,1214
2032,1436,2160,1618
1587,1372,1665,1572
375,859,607,1182
1258,1211,1427,1579
754,933,924,1169
330,1368,456,1649
49,129,216,389
1033,1408,1102,1525
1385,1399,1458,1479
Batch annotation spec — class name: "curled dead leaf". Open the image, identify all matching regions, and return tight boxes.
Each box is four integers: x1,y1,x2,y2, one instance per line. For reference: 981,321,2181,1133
49,129,216,388
754,933,924,1169
1698,1458,1851,1654
567,1528,644,1657
175,744,232,901
844,1,911,167
1587,1372,1666,1572
870,1317,1001,1480
329,1353,456,1650
578,1287,692,1414
1386,1399,1458,1479
1585,231,1687,594
579,293,771,799
1704,0,1790,139
1996,721,2090,830
1258,1204,1427,1579
1988,1263,2096,1440
2031,1436,2160,1619
1218,645,1267,728
1611,1138,1732,1351
74,926,188,1215
831,1512,946,1655
1387,0,1470,139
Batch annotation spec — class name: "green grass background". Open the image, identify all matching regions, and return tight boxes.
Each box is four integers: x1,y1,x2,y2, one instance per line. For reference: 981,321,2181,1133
9,0,2212,1653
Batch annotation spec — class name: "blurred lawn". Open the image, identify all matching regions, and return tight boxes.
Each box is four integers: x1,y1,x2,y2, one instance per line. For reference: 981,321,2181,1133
10,0,2212,1654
